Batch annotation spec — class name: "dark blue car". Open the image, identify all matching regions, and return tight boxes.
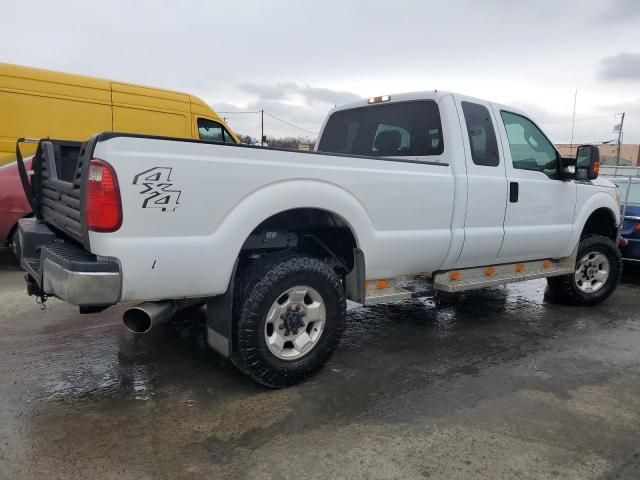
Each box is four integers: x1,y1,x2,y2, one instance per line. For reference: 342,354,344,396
613,178,640,262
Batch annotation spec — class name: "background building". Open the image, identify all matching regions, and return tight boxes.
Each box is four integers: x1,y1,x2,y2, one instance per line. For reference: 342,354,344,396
555,143,640,166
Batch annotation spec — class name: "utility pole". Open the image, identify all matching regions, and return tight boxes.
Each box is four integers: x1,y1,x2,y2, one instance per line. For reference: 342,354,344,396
616,112,625,166
261,109,264,146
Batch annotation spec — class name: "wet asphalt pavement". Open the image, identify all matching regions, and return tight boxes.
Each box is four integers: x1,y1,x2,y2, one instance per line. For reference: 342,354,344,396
1,249,639,480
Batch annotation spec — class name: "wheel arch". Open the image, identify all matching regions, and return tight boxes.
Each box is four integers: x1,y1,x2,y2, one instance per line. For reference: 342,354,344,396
241,207,360,270
5,212,33,248
580,206,618,241
219,180,375,274
561,192,620,258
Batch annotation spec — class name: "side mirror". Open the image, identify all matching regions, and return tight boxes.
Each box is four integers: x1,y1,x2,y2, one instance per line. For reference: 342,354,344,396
575,145,600,181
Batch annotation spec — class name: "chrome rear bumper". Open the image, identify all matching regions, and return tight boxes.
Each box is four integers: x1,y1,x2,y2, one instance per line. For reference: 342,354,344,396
40,257,121,306
19,218,121,306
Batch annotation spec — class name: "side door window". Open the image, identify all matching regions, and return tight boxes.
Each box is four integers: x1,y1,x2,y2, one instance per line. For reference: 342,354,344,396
461,102,499,166
500,111,559,178
197,118,236,143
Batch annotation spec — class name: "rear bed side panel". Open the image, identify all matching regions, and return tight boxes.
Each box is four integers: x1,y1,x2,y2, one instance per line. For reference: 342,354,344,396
90,137,455,302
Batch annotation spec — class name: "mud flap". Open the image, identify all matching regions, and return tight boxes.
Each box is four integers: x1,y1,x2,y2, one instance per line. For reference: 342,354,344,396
205,259,238,358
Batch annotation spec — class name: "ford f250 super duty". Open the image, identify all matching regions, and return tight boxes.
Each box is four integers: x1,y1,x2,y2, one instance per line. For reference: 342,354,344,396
16,91,622,387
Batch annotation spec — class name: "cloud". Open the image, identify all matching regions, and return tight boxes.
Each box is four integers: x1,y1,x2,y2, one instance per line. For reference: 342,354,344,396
600,0,640,21
598,52,640,81
239,82,361,106
211,83,361,139
507,101,572,126
2,0,640,143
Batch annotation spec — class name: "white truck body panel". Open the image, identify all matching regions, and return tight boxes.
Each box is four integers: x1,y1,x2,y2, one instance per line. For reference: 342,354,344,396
91,136,455,301
81,90,619,303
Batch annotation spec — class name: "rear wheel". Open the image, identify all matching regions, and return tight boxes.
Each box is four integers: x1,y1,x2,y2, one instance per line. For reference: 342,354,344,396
232,254,346,387
547,235,622,306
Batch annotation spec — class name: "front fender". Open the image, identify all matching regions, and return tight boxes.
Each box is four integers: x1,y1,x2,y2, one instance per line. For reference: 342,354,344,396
561,191,620,258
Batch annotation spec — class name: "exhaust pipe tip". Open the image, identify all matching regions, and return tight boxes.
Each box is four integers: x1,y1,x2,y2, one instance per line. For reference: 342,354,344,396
123,301,178,334
123,307,152,333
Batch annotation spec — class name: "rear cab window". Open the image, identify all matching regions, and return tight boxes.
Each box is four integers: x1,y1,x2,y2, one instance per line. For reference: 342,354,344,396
198,118,236,143
317,100,444,158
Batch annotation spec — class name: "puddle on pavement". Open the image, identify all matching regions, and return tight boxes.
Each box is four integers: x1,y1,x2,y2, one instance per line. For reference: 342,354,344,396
27,279,569,407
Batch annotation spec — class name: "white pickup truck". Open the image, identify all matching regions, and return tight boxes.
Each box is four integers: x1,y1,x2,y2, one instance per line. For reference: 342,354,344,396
17,91,622,387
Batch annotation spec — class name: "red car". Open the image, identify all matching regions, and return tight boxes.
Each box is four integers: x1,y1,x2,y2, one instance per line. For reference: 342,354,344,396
0,159,32,255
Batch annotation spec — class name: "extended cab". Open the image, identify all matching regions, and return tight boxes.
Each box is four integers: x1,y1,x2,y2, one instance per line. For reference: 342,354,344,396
16,91,622,387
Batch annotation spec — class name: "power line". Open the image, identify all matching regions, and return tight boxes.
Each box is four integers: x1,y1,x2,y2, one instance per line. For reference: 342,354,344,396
263,112,318,136
570,131,617,140
217,111,261,114
541,113,623,126
216,110,318,137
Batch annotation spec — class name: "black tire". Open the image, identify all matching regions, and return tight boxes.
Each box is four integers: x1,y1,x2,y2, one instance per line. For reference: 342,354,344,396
547,235,622,306
232,253,346,388
9,227,19,258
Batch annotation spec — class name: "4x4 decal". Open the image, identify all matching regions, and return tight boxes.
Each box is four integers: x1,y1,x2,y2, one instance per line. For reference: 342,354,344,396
133,167,181,212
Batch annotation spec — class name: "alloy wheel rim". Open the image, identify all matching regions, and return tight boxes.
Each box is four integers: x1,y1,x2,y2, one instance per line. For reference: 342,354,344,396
574,251,610,294
264,285,326,360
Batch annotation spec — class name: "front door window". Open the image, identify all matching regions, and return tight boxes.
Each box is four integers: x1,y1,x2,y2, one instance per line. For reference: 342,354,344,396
500,111,558,178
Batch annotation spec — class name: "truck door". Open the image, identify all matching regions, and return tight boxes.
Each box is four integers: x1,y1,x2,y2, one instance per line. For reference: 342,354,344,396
455,96,508,267
492,106,577,261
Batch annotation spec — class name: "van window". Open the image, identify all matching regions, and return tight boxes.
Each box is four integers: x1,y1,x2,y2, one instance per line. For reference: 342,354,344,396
198,118,236,143
461,102,499,167
317,100,444,157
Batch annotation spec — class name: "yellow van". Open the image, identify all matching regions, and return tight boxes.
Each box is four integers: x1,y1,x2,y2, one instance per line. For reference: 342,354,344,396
0,62,238,165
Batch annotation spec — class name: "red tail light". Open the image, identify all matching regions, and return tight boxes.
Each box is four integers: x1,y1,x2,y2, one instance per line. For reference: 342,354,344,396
86,158,122,232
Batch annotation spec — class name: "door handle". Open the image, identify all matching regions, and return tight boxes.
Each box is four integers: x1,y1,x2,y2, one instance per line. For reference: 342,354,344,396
509,182,519,202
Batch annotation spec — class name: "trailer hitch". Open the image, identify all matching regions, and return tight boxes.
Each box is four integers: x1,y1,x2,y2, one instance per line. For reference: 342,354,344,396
25,274,48,309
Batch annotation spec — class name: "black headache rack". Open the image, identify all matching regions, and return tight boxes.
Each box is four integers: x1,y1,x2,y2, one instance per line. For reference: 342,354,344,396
16,137,88,246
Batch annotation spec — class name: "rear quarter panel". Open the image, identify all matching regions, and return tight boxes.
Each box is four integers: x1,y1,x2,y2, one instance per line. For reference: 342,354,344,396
90,137,455,302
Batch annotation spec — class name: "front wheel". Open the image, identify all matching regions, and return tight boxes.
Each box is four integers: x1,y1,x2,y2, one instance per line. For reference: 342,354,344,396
232,254,346,388
547,235,622,306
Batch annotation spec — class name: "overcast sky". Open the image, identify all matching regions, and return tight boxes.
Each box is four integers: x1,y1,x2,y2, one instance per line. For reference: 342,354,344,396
2,0,640,144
